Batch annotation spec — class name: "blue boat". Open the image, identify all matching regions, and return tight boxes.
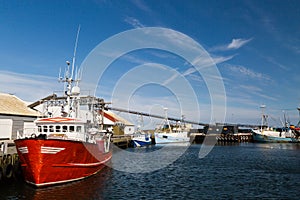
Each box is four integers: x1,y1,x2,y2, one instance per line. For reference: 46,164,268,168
132,131,152,147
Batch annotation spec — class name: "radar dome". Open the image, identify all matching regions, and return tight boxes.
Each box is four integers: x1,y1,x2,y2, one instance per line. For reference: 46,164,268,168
71,86,80,95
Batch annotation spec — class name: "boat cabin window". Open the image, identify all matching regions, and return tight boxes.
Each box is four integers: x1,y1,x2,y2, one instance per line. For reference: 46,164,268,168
43,126,48,132
49,125,54,132
69,126,75,132
62,125,68,132
76,126,82,132
56,125,61,132
37,125,84,133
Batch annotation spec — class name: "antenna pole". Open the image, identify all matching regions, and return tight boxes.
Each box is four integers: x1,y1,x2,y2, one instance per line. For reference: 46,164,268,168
72,25,81,80
297,107,300,127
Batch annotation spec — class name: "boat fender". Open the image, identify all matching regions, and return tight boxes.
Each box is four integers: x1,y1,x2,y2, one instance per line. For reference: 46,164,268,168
105,134,112,153
2,155,6,164
37,134,47,139
13,159,23,179
31,133,36,138
4,164,13,179
4,154,12,165
0,167,3,182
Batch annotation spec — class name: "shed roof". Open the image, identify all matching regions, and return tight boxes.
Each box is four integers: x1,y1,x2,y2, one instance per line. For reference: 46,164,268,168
0,93,40,117
102,110,134,126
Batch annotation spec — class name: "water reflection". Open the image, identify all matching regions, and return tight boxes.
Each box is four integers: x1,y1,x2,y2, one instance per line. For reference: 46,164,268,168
22,167,112,200
256,142,300,150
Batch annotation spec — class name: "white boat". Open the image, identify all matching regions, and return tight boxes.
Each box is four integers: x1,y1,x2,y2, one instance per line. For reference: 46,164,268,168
251,105,300,143
252,127,299,143
155,131,190,144
154,108,190,144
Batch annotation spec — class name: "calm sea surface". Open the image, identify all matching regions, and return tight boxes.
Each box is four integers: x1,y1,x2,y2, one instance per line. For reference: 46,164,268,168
1,143,300,199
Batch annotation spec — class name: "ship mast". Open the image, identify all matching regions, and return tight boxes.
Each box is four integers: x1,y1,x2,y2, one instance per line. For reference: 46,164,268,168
297,107,300,127
59,26,81,117
260,104,267,131
164,108,172,132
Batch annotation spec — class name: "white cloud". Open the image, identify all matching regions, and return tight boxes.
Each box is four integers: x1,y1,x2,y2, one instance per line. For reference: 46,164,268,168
0,70,61,102
124,16,145,28
230,84,278,103
264,56,289,71
239,85,263,93
227,38,253,49
212,54,236,65
210,38,252,51
131,0,152,13
190,54,234,67
226,64,271,81
163,54,234,85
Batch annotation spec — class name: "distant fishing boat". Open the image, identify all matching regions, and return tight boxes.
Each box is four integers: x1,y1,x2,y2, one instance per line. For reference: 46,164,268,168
132,131,152,147
131,115,151,147
294,107,300,135
154,108,190,144
14,29,112,187
251,105,300,143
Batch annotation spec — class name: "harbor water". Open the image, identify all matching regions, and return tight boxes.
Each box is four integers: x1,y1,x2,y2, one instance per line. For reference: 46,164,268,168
1,143,299,199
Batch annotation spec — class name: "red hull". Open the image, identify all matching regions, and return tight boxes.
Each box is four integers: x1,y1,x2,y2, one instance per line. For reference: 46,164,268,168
14,138,112,187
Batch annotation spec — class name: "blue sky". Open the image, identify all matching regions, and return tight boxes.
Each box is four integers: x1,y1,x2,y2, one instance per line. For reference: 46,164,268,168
1,0,300,128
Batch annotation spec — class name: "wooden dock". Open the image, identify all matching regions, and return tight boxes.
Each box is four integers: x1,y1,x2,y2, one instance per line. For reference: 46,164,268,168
190,132,253,144
111,135,132,148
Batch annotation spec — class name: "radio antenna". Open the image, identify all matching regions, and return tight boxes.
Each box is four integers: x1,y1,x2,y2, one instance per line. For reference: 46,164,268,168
71,25,81,80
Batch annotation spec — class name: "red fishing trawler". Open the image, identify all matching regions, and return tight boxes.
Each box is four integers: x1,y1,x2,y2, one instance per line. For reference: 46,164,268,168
14,41,112,187
15,114,112,187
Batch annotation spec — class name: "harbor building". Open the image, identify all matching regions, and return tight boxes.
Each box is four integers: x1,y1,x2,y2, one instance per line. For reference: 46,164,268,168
0,93,40,141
